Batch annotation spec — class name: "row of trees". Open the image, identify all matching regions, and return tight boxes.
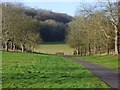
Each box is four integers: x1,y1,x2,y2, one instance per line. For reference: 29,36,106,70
66,1,120,55
2,3,40,52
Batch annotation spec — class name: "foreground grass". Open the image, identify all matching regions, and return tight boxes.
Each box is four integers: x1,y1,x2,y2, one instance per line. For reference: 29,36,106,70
2,51,109,88
77,55,119,70
35,43,74,55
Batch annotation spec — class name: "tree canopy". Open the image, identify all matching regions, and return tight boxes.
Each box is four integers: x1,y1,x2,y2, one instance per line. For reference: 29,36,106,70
66,1,120,55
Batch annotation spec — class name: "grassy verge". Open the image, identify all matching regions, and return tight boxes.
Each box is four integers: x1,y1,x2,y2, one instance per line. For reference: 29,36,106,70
77,55,119,70
2,51,109,88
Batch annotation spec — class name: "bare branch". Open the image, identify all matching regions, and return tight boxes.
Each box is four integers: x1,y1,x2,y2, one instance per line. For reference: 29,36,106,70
107,0,118,26
96,21,111,38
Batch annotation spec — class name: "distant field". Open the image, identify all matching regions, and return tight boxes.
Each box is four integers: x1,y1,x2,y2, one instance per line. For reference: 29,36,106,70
35,43,74,55
77,55,119,70
2,51,109,88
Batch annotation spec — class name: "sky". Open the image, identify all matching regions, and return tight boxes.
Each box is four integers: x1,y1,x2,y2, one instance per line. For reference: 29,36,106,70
2,0,117,16
24,2,81,16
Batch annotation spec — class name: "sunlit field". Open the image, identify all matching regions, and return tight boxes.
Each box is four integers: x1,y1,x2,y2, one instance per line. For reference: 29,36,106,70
35,43,74,55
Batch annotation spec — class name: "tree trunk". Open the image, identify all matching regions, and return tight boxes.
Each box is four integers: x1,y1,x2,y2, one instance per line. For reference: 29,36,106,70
13,44,16,51
107,43,110,55
84,48,87,56
118,26,120,54
77,47,80,55
117,22,120,54
98,46,102,54
10,41,13,50
31,46,35,53
21,43,24,52
114,1,120,55
114,25,118,55
80,46,82,56
117,0,120,54
117,11,120,54
5,41,8,51
88,43,91,55
95,46,98,54
93,46,96,55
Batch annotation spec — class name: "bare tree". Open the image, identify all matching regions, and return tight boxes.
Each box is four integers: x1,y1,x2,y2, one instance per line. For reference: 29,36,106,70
2,3,40,52
75,1,119,55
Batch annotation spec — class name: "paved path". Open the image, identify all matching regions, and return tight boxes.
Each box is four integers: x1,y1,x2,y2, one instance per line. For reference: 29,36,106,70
64,56,119,89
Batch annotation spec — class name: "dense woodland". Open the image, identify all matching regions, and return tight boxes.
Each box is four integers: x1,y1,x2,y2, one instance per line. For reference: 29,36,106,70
1,1,120,55
24,7,73,42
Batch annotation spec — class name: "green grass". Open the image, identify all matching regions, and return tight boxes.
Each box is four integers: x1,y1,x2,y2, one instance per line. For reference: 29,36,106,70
2,51,109,88
35,43,74,55
77,55,119,70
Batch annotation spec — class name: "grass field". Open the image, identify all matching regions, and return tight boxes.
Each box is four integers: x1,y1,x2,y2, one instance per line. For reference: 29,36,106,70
77,55,119,70
35,43,119,70
2,51,109,88
35,43,74,55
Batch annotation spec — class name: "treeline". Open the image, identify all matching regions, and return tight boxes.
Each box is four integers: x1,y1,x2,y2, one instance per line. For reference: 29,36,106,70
66,1,120,55
24,8,72,24
24,7,73,42
1,3,73,52
2,3,40,52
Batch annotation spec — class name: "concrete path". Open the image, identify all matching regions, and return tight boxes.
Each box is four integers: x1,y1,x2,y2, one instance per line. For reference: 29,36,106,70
64,56,119,89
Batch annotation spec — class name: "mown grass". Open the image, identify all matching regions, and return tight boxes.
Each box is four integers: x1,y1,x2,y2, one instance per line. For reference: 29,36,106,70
2,51,109,88
77,55,119,70
35,43,74,55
